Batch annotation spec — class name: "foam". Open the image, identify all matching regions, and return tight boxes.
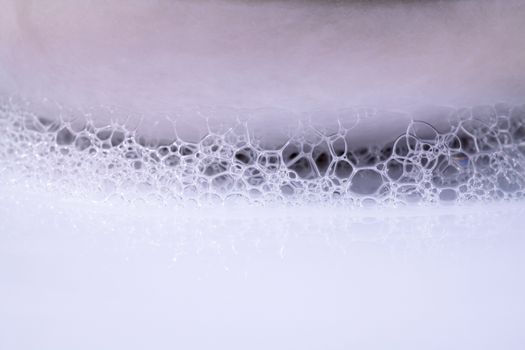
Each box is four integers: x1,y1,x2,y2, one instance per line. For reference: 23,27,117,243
1,98,524,206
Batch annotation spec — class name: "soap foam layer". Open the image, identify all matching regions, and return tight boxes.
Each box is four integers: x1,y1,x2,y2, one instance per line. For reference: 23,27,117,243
1,99,524,206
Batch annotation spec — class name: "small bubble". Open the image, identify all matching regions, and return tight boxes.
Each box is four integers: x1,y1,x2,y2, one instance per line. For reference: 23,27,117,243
75,136,91,151
56,127,76,145
164,155,180,167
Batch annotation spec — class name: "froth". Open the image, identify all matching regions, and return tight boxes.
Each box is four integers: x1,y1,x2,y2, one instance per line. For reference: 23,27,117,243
1,99,524,206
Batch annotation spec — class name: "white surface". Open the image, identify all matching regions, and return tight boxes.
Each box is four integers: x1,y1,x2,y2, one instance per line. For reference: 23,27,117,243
1,182,524,349
1,0,525,117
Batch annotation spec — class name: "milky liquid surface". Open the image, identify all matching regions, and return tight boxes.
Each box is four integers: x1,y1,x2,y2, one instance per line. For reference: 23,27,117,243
1,181,525,349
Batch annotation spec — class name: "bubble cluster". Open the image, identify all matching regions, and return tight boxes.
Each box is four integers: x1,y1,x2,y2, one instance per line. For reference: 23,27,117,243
1,99,524,206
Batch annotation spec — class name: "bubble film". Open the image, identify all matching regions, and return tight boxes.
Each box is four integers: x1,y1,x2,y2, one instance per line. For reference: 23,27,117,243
1,98,524,206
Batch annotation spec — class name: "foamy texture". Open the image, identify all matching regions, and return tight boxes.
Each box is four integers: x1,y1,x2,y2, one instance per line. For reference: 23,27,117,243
1,99,524,206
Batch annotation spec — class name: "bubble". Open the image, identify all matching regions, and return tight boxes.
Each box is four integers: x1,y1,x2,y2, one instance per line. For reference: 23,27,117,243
439,188,458,201
386,159,403,181
350,169,383,195
407,121,439,143
334,160,353,179
74,136,92,151
332,137,346,156
158,146,170,157
211,174,235,193
125,151,140,160
244,167,265,187
234,147,257,165
180,144,197,156
497,173,523,193
311,140,330,164
56,127,76,145
164,155,180,167
280,184,294,196
202,158,228,176
111,131,125,147
96,128,112,141
258,152,281,173
288,157,316,179
282,142,301,165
